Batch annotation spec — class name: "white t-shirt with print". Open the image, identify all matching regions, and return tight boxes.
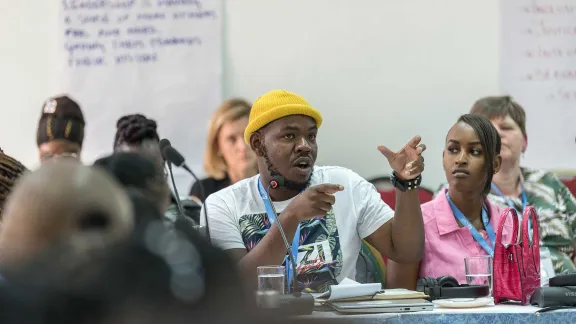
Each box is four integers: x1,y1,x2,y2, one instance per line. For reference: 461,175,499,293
201,166,394,292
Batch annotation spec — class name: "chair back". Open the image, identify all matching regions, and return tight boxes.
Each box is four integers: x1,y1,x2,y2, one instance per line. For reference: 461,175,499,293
355,240,386,285
552,169,576,196
562,178,576,196
377,188,434,210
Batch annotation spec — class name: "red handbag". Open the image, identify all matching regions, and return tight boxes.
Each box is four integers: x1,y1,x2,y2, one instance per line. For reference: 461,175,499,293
493,206,541,305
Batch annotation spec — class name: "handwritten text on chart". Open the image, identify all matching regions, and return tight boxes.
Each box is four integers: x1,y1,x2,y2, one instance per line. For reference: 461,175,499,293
523,21,576,37
511,2,576,102
65,37,202,53
524,69,576,81
547,88,576,101
62,0,217,68
62,0,203,11
520,4,576,15
524,46,576,58
64,11,216,25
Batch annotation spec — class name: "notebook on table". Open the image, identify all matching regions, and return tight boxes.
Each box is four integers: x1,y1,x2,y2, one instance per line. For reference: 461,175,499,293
327,298,434,314
312,278,428,303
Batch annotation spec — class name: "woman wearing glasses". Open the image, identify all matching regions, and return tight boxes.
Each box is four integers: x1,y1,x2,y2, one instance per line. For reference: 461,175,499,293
36,95,85,163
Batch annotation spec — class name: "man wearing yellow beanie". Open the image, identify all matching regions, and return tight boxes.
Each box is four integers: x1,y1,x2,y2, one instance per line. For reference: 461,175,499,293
201,90,426,293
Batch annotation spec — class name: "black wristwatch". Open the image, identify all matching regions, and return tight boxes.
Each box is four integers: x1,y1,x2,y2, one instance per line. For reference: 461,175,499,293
390,172,422,192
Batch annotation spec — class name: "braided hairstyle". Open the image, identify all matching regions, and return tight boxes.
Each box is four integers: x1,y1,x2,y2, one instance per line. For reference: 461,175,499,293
0,149,27,215
114,114,160,150
37,95,85,147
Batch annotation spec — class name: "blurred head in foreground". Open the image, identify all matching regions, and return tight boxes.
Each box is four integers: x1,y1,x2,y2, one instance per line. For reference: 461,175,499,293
0,160,133,271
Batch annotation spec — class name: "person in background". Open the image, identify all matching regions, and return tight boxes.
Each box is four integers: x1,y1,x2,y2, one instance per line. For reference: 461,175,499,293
470,96,576,273
36,95,85,163
0,161,133,274
202,90,426,292
114,114,201,224
387,114,512,288
93,152,199,237
0,149,27,217
114,114,163,166
94,152,171,216
189,99,257,203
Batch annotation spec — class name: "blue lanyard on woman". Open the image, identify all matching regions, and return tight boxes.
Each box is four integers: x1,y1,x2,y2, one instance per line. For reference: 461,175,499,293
446,192,496,257
257,176,301,293
491,182,532,242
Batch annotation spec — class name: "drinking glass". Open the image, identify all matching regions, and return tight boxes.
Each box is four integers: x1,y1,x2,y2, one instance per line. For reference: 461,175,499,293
257,266,285,295
464,255,492,296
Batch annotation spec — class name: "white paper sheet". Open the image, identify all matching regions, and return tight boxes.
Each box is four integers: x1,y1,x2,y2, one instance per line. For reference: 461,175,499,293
57,0,222,193
316,278,382,301
500,0,576,169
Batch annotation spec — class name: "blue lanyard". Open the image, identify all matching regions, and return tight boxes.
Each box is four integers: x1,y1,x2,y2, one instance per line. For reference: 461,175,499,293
257,176,301,293
490,182,532,243
446,192,496,257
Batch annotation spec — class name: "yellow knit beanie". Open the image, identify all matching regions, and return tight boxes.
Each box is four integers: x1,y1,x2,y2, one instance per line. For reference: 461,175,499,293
244,90,323,144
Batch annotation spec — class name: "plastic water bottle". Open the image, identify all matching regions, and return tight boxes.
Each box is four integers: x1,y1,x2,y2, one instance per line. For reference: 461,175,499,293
540,246,555,286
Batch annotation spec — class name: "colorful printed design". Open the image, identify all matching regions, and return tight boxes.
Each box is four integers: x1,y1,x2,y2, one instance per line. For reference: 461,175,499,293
239,209,342,293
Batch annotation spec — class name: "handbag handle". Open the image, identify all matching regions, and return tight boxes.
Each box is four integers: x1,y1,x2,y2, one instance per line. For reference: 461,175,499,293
495,207,519,246
522,206,540,248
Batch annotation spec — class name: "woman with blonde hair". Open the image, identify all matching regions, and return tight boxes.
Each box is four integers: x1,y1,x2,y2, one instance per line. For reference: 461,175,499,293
189,99,257,203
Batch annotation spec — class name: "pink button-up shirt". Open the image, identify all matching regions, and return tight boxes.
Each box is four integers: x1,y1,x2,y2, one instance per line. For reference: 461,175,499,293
419,189,513,284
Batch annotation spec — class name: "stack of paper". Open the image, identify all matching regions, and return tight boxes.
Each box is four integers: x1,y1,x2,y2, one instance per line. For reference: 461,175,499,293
313,278,428,302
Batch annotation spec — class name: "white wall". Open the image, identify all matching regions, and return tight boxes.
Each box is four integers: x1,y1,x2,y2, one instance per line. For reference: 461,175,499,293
0,0,500,191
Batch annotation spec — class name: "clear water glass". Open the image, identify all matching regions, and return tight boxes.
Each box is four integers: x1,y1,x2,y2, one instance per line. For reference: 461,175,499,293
464,255,492,296
257,266,285,295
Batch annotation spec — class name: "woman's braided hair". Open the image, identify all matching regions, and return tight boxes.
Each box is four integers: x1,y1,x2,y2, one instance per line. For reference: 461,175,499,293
114,114,160,149
37,95,85,147
0,148,28,214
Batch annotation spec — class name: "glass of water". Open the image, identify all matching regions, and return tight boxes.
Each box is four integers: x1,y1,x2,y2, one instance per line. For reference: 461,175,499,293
257,266,285,295
464,255,492,296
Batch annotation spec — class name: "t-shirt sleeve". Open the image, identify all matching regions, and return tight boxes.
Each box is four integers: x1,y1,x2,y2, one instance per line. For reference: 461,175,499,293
201,193,246,251
353,174,395,239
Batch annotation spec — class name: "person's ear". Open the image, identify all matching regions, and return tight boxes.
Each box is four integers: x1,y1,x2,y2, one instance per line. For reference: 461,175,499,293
441,150,445,170
494,154,502,174
522,135,528,153
250,132,265,157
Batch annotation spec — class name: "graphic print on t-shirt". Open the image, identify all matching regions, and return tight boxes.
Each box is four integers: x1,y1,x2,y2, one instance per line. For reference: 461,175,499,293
239,209,342,293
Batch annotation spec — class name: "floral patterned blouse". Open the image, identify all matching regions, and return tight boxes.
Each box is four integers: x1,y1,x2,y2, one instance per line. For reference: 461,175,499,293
436,167,576,273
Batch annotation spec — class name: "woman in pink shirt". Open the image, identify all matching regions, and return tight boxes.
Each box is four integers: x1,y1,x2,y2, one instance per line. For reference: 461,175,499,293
387,114,513,288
